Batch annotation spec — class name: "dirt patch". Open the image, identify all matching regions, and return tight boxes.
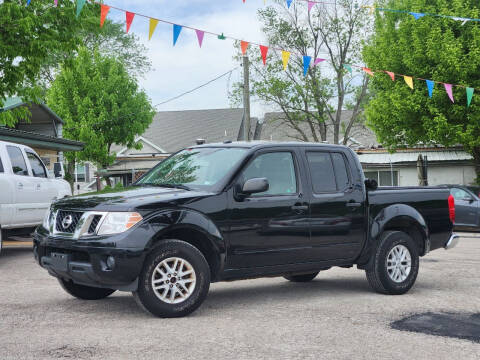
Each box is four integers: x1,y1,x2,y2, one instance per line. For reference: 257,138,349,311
391,312,480,343
44,345,98,359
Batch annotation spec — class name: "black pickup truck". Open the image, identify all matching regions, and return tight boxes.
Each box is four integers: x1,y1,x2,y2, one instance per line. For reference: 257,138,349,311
34,142,458,317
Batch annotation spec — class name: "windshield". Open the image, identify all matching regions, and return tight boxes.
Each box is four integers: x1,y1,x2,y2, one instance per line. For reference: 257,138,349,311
136,147,248,190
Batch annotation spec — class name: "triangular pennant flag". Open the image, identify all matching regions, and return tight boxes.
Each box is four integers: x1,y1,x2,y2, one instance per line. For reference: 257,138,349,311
303,56,312,76
313,58,326,66
444,83,454,103
308,1,315,12
452,17,469,26
286,0,293,8
343,64,352,73
148,19,159,40
100,5,110,28
126,12,135,33
260,45,269,65
282,51,291,71
362,67,374,76
195,30,205,47
54,0,58,6
27,0,31,6
76,0,86,18
426,80,434,98
410,12,425,20
173,24,182,46
386,71,395,81
404,76,414,89
466,87,474,107
240,41,249,55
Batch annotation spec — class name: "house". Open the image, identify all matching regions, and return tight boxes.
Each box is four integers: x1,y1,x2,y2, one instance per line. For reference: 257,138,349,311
258,110,476,186
77,108,251,192
0,97,84,173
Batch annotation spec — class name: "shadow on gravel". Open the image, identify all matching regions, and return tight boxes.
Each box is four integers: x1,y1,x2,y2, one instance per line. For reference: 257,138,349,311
391,312,480,343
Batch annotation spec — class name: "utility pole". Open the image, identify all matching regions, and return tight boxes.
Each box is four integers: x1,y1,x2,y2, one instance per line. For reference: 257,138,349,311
242,55,251,141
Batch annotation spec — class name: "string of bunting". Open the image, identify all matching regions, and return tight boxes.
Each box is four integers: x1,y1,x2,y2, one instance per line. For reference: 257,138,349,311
48,0,477,107
241,0,337,11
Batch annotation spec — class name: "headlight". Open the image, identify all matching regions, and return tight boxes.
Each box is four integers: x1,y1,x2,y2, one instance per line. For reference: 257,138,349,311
42,209,52,230
97,212,143,235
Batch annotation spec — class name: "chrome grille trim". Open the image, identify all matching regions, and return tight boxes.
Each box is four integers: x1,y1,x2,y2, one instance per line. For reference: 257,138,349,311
49,210,108,239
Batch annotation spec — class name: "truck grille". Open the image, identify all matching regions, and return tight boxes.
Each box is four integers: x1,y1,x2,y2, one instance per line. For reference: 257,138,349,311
55,210,84,234
88,215,102,234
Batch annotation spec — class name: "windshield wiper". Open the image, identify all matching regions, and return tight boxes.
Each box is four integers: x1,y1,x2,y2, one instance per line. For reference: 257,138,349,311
135,183,192,191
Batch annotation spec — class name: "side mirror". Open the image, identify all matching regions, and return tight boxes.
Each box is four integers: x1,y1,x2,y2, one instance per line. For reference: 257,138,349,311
53,162,63,178
365,178,378,191
463,197,474,203
236,177,269,200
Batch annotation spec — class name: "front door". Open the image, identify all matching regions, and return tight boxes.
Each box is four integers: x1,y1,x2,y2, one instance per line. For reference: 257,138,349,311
226,149,310,269
304,150,366,261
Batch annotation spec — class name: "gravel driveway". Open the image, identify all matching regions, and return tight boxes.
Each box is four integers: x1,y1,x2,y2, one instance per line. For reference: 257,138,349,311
1,236,479,359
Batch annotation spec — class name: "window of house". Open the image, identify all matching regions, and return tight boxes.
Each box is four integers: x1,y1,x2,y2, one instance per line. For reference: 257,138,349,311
76,164,87,182
240,152,297,196
364,170,399,186
7,146,29,176
26,152,47,178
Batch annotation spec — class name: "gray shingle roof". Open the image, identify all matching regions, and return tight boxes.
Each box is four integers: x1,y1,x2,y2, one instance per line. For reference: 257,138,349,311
141,108,246,154
260,111,379,149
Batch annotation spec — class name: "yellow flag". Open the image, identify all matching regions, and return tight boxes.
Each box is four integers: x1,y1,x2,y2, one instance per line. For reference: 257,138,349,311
282,51,291,71
404,76,414,89
149,18,159,41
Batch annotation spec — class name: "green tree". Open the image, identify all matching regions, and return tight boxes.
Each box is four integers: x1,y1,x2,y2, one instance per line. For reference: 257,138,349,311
230,0,370,144
46,47,155,184
0,0,150,125
364,0,480,180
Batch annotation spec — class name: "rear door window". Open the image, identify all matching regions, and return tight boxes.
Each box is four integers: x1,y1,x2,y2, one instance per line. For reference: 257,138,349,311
306,152,337,193
331,153,350,191
7,146,29,176
26,151,47,178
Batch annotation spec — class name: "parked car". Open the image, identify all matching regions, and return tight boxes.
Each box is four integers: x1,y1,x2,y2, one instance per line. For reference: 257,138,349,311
0,140,71,254
447,185,480,232
34,142,457,317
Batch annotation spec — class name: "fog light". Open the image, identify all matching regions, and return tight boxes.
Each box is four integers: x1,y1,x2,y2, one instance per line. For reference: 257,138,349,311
106,256,116,270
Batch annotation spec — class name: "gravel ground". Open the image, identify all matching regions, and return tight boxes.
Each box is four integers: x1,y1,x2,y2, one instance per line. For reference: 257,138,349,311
1,236,479,360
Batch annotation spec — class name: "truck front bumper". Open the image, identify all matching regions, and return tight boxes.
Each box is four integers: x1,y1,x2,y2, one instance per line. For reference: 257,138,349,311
33,228,148,291
445,233,460,250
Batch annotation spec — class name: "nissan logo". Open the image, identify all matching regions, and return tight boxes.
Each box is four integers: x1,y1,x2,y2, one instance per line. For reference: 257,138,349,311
62,215,73,229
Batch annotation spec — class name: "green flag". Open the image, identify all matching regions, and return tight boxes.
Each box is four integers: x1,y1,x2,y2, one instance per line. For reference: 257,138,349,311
343,64,352,74
76,0,86,18
466,87,474,107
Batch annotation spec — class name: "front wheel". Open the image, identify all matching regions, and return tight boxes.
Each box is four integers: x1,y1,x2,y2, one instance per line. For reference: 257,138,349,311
284,272,319,282
58,278,116,300
365,231,419,295
133,239,211,318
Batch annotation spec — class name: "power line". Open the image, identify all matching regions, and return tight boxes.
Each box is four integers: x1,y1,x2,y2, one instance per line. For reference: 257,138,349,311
154,67,239,107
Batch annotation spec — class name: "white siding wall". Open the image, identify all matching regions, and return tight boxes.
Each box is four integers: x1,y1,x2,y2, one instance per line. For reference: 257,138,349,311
363,164,476,186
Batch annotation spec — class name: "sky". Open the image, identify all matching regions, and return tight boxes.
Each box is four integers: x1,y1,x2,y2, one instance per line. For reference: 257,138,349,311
105,0,273,118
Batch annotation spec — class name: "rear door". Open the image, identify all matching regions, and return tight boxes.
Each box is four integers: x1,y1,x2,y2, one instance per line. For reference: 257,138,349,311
0,150,15,226
304,149,366,261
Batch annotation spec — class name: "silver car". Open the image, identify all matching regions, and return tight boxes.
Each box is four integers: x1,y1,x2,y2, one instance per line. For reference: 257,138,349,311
449,186,480,232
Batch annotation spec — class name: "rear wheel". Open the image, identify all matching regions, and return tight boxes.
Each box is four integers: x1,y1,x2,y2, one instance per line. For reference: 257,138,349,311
284,272,319,282
58,278,116,300
365,231,419,295
133,239,210,318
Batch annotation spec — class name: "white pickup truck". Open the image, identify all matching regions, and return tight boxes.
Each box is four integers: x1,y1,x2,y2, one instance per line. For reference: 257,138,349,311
0,140,71,254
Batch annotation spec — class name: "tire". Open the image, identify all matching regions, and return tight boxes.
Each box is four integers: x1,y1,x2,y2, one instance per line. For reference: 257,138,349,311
284,272,319,282
133,239,211,318
58,278,116,300
365,231,419,295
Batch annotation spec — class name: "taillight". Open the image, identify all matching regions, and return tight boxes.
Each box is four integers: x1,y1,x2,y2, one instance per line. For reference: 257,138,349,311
448,194,455,223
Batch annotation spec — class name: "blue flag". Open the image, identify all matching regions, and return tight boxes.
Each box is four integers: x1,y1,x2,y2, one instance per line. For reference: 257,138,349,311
286,0,293,8
410,12,425,20
303,56,311,76
173,24,183,46
426,80,434,98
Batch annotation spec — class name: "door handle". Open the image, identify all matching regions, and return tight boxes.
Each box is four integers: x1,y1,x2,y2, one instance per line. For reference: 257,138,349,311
17,182,23,190
346,201,362,208
36,183,41,190
291,204,309,213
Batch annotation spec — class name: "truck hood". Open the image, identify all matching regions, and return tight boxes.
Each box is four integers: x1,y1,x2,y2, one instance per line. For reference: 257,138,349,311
53,186,214,212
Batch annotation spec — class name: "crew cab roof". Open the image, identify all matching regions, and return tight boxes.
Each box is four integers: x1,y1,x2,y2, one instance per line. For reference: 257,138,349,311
190,141,349,150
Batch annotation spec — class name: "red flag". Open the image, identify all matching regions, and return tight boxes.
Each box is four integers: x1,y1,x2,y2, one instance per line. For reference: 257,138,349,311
260,45,268,65
100,4,110,28
386,71,395,81
362,67,374,76
241,41,249,55
126,12,135,33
